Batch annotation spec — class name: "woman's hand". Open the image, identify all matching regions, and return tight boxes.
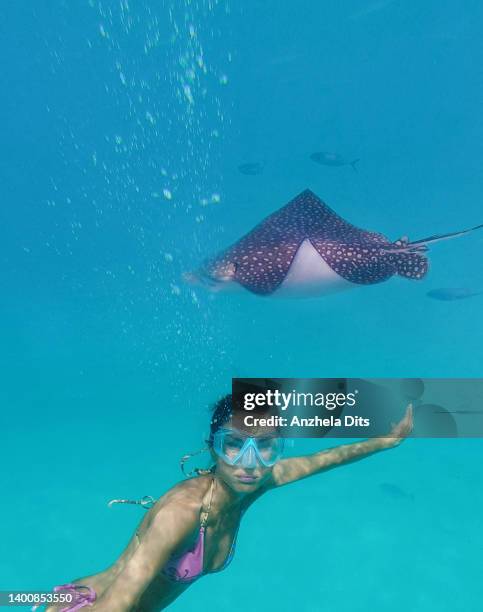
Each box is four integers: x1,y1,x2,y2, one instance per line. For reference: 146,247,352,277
379,403,414,448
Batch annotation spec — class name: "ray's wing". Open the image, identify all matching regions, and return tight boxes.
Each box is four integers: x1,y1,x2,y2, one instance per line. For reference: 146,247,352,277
300,191,396,285
299,190,428,284
210,226,303,296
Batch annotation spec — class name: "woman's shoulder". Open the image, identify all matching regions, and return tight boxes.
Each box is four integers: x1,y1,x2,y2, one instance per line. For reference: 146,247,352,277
158,475,212,507
144,476,211,534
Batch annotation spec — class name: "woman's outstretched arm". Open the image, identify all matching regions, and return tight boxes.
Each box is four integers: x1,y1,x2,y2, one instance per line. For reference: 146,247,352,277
271,404,413,488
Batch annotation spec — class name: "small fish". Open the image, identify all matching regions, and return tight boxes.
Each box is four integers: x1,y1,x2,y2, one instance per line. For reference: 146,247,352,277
426,288,481,301
379,483,415,501
310,151,360,171
238,162,264,176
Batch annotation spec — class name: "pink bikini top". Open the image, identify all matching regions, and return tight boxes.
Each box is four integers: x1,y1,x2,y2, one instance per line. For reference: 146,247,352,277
137,478,240,584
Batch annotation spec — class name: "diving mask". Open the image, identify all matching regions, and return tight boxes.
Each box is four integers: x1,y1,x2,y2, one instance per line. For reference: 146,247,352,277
213,428,284,468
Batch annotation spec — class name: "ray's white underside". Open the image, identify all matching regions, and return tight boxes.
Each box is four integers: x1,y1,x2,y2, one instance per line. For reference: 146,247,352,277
271,238,358,298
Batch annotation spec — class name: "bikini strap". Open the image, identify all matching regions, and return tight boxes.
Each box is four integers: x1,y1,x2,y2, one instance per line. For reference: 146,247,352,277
200,477,216,529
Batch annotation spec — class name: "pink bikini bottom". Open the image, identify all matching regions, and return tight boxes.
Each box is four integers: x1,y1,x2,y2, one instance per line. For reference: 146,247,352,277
31,583,96,612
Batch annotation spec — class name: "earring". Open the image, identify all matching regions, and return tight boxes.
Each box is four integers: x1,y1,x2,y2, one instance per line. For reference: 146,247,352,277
180,446,211,477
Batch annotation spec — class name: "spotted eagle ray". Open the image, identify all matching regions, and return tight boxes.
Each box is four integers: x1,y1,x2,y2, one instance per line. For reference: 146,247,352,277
184,189,483,298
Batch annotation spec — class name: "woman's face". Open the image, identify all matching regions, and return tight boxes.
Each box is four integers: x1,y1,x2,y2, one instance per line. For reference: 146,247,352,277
211,419,279,494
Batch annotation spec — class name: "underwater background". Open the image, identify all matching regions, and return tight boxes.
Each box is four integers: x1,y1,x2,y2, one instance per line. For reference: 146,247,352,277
1,1,483,610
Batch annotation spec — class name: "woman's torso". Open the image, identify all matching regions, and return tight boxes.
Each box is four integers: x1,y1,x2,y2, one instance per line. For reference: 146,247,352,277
69,476,245,611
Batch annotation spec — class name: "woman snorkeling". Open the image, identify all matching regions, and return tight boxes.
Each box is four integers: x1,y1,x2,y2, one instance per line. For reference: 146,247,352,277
39,394,413,612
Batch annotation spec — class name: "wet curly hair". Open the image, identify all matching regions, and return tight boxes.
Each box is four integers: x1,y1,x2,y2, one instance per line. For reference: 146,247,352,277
208,394,233,445
208,389,279,445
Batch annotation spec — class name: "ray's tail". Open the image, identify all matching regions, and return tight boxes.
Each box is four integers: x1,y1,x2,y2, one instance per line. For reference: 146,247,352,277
389,222,483,254
380,221,483,280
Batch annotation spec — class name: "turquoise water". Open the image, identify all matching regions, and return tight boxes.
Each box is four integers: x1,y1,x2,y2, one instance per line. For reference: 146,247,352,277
1,1,483,610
